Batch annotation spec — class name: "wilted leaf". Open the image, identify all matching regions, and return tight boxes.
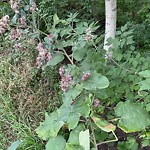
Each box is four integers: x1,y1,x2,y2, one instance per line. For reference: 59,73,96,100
91,113,116,132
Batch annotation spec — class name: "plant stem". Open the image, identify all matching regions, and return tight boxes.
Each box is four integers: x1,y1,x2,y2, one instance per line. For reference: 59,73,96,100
62,48,74,65
96,131,118,146
89,118,97,150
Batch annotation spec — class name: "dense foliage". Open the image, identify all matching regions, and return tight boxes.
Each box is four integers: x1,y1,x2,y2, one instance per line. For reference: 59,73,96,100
0,0,150,150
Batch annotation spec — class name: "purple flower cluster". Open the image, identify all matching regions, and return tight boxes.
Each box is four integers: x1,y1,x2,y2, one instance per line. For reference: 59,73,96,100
10,0,19,14
36,43,52,68
9,28,24,40
19,16,26,27
48,34,53,43
13,43,24,51
94,99,100,108
81,72,91,81
59,67,72,92
30,2,37,13
0,15,9,34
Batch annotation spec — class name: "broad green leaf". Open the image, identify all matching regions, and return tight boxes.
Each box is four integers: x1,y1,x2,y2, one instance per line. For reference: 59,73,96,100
66,143,84,150
71,97,90,118
80,71,109,90
68,112,80,130
67,97,90,130
46,135,66,150
68,125,85,145
73,48,87,61
47,53,64,66
146,103,150,112
139,79,150,91
63,84,82,105
8,140,21,150
36,105,71,140
139,70,150,78
79,130,90,150
91,113,116,132
115,101,150,133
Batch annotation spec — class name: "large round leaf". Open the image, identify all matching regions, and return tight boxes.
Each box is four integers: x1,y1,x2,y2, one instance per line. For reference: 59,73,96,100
80,71,109,90
115,101,150,133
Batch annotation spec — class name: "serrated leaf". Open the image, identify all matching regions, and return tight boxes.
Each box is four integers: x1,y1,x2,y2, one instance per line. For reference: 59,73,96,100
91,113,116,132
80,70,109,90
46,135,66,150
115,101,150,133
79,130,90,150
139,70,150,78
47,53,64,66
139,79,150,91
8,140,21,150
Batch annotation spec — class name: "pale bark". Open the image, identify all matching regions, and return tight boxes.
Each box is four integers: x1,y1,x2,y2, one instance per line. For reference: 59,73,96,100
104,0,117,59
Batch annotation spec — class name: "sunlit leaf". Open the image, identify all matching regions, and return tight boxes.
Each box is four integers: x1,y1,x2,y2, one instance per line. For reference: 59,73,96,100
115,101,150,133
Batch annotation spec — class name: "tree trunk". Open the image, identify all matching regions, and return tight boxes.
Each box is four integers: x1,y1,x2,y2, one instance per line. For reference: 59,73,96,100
104,0,117,59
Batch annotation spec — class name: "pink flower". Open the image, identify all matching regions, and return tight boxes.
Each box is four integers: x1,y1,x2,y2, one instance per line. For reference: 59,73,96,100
10,0,19,14
48,34,53,43
29,2,37,13
2,15,9,24
81,72,91,81
0,15,9,34
59,67,72,92
36,42,52,68
94,99,100,108
9,28,24,40
19,16,26,26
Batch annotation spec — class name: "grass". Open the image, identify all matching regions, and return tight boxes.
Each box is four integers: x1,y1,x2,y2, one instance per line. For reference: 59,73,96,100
0,48,62,149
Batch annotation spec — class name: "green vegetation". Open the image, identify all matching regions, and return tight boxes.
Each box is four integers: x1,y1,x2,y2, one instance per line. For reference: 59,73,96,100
0,0,150,150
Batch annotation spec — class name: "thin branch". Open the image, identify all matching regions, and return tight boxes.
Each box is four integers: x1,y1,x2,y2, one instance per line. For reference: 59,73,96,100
96,131,118,146
89,118,97,150
62,48,74,65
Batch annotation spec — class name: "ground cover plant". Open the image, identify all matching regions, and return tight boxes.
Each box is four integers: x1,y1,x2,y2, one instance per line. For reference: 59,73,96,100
0,0,150,150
